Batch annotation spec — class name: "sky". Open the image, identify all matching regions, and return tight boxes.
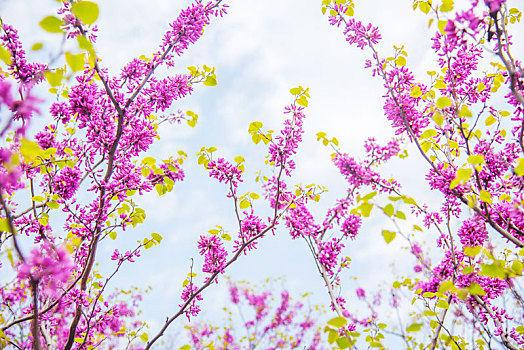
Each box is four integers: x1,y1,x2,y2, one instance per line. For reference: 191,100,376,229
0,0,491,345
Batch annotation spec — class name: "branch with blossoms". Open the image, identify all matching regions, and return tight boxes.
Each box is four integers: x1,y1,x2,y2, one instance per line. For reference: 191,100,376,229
144,90,313,349
0,0,231,349
183,279,326,349
313,0,524,348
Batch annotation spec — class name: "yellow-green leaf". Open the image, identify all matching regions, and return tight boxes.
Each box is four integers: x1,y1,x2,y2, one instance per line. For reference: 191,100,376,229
0,218,11,232
72,1,100,25
436,299,450,309
464,245,481,257
433,112,444,126
459,105,472,118
20,138,45,162
479,190,492,204
45,69,65,87
467,155,484,165
410,86,422,98
0,45,12,65
139,333,148,342
419,1,431,14
383,204,394,217
203,75,217,86
65,52,86,72
296,95,308,107
239,199,250,209
440,0,454,12
485,115,497,126
32,43,43,51
437,20,447,34
469,283,486,296
514,158,524,176
436,96,451,109
395,56,406,66
327,317,347,328
382,230,396,244
40,16,63,33
406,323,423,332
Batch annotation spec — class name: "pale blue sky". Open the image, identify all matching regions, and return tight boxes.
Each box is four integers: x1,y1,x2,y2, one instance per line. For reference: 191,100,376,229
0,0,486,345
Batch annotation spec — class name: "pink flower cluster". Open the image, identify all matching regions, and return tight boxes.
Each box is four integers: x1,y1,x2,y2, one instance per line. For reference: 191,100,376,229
18,243,73,296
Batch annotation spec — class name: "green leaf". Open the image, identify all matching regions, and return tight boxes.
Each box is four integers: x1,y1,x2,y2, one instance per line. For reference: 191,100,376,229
31,42,43,51
316,132,327,141
290,87,301,95
383,204,394,217
151,232,163,242
512,260,523,275
419,1,431,14
0,218,11,232
437,20,447,34
406,323,423,332
450,168,472,189
361,191,377,202
109,231,117,240
433,112,444,126
203,75,217,86
420,129,438,139
410,86,422,98
424,310,438,316
480,263,507,279
47,201,60,209
139,332,149,342
155,183,167,196
479,190,492,204
438,280,454,293
32,196,45,202
395,56,406,66
248,121,263,133
485,115,497,126
459,105,472,118
467,155,484,165
328,317,347,328
20,138,45,162
515,158,524,176
0,45,12,65
436,299,449,309
179,346,192,350
296,95,308,107
44,69,65,87
435,79,447,89
72,1,100,25
469,283,486,296
359,202,373,217
144,239,154,249
336,336,351,349
440,0,454,12
394,211,406,220
477,82,486,92
382,230,396,244
77,35,94,53
328,330,339,344
65,52,86,72
239,199,250,209
436,96,451,109
463,245,481,257
40,16,63,33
